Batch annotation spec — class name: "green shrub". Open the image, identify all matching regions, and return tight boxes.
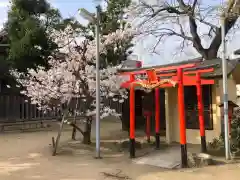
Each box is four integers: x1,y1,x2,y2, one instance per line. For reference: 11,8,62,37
208,134,224,150
208,109,240,152
230,112,240,152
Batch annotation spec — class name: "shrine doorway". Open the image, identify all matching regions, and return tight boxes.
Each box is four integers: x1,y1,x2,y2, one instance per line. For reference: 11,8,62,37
121,89,166,136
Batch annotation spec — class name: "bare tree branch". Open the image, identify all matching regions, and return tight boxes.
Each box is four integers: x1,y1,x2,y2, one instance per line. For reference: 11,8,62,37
129,0,240,60
177,17,186,37
142,27,193,41
177,0,189,11
209,17,238,56
192,0,198,10
195,17,218,29
189,16,205,56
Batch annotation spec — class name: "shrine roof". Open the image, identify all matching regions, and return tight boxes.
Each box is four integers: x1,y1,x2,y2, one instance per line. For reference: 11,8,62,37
119,57,240,79
234,49,240,55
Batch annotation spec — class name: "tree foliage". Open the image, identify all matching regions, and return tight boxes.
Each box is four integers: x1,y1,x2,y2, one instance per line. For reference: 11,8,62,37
230,109,240,152
5,0,133,72
208,108,240,154
127,0,240,60
85,0,133,66
8,0,135,145
5,0,62,72
12,25,133,143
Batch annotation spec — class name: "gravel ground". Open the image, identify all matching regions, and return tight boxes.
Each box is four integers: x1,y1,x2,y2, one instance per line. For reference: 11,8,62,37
0,120,239,180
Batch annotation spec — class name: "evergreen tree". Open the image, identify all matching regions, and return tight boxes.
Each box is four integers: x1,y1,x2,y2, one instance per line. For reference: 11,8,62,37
85,0,133,66
5,0,62,72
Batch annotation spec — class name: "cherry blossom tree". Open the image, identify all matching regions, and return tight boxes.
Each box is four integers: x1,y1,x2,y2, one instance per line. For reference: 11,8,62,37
11,24,134,152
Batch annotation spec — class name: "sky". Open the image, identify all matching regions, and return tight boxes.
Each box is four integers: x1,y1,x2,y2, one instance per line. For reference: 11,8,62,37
0,0,240,66
0,0,109,30
0,0,100,31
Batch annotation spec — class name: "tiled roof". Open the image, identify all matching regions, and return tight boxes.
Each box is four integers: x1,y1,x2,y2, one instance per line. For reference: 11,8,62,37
119,57,240,78
234,49,240,55
197,58,240,78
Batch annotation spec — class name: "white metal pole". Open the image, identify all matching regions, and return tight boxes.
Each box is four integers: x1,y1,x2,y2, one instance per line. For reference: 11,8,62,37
95,5,101,159
221,14,230,160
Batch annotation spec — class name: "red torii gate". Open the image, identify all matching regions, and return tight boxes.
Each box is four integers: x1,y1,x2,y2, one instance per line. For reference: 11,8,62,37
120,63,215,168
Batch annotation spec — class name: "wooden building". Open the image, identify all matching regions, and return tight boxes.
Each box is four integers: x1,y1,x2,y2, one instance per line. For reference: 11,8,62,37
119,57,240,145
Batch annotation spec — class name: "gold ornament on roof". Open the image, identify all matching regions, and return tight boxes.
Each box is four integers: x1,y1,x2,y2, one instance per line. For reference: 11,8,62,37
132,79,177,89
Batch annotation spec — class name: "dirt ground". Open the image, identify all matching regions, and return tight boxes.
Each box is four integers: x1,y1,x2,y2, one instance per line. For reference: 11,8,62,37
1,120,240,180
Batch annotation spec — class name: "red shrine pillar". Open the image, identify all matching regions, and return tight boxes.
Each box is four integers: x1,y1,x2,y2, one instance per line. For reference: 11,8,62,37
146,69,160,149
144,111,151,143
196,72,207,153
177,68,188,168
129,84,136,158
155,88,160,149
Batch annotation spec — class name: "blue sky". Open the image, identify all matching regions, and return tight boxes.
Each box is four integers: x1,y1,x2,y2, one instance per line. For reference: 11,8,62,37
0,0,98,27
0,0,240,66
0,0,189,66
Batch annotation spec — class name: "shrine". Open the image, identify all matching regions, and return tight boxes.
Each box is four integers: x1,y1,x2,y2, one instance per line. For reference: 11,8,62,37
118,57,240,168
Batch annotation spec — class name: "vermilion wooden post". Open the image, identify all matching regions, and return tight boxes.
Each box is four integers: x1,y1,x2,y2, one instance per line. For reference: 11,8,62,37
147,69,157,82
129,84,136,158
196,72,207,153
177,68,188,168
130,73,135,82
146,112,151,143
155,88,160,149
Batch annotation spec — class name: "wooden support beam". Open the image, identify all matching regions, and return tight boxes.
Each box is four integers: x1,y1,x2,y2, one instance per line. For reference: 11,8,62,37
196,72,207,153
129,84,135,158
177,68,188,168
155,88,160,149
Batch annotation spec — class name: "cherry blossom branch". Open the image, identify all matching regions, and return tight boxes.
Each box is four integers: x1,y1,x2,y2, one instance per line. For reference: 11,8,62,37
11,25,131,119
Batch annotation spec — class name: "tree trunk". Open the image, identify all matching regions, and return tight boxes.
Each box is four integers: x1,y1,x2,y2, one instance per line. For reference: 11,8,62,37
52,97,72,156
71,99,79,140
82,117,92,144
194,47,218,61
203,49,218,60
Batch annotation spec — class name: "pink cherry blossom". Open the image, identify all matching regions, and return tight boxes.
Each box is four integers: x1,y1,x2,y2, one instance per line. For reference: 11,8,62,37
12,25,133,119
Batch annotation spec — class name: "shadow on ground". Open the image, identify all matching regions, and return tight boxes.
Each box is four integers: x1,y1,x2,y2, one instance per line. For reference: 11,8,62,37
1,119,240,180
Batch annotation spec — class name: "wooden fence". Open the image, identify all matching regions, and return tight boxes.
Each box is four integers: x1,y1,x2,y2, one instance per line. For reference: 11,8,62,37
0,94,123,124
